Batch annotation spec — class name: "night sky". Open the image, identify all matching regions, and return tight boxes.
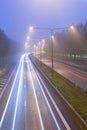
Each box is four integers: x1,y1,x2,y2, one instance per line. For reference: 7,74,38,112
0,0,87,43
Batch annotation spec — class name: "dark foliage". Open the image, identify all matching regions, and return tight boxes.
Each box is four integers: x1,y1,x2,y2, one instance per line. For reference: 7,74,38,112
44,22,87,58
0,29,10,57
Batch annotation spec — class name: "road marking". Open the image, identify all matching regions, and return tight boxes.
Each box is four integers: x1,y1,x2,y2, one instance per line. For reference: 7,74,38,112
0,78,7,81
30,59,71,130
36,70,72,130
24,97,27,130
31,64,61,130
27,58,44,130
11,55,24,130
0,56,23,128
0,79,6,81
0,84,4,87
0,70,15,99
1,82,6,85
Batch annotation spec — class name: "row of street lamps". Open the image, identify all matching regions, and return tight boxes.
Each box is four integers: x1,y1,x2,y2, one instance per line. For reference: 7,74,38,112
25,25,75,78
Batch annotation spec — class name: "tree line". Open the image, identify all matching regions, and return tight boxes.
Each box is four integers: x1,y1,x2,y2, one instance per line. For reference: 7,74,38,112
0,28,23,57
0,29,10,57
0,28,23,66
44,22,87,60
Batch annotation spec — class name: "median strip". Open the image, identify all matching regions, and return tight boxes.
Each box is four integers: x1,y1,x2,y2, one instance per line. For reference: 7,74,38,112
30,54,87,130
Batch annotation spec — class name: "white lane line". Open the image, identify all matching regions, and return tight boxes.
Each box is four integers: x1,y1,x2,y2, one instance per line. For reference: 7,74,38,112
27,59,44,130
35,69,71,130
30,63,61,130
0,56,23,128
0,85,4,87
0,79,7,82
24,98,27,130
1,82,6,84
0,70,15,99
11,55,24,130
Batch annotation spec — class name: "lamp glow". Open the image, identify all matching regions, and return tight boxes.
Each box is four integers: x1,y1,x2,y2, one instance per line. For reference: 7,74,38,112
29,26,34,31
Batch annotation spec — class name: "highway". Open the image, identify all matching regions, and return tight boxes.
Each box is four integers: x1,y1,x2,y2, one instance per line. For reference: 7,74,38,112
0,64,16,96
41,57,87,92
0,54,82,130
0,55,25,130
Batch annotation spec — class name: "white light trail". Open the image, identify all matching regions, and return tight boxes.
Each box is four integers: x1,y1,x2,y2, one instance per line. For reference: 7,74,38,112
11,55,24,130
27,57,44,130
29,59,71,130
36,72,71,130
0,56,23,128
30,62,61,130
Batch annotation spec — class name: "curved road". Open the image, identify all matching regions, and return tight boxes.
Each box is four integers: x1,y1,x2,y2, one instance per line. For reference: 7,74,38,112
0,54,82,130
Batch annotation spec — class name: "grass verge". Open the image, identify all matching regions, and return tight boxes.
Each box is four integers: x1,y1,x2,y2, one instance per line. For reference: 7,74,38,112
30,55,87,130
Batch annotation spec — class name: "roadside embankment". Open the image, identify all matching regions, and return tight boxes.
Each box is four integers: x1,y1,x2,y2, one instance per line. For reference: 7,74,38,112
30,54,87,130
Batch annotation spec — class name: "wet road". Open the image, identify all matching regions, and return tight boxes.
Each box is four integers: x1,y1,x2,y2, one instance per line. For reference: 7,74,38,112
41,58,87,92
0,54,82,130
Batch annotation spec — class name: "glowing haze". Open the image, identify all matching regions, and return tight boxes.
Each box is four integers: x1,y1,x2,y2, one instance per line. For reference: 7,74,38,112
0,0,87,43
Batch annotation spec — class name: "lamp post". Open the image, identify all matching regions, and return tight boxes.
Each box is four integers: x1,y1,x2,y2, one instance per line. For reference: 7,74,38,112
24,36,30,51
38,41,41,64
41,39,46,62
34,44,37,57
29,26,74,79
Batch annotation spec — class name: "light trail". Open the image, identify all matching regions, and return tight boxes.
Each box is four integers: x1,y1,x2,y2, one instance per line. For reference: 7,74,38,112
0,56,23,128
42,58,87,80
55,62,87,80
46,60,87,80
27,56,44,130
29,61,61,130
36,71,71,130
11,55,24,130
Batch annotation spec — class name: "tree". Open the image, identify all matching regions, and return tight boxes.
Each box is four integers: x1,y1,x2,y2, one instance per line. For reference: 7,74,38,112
0,29,10,57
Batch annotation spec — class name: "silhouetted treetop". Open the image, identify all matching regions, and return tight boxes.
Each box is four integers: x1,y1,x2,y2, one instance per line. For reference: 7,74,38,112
44,22,87,57
0,29,10,57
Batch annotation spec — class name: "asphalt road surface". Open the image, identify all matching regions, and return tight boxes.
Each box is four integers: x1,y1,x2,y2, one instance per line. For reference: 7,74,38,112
41,57,87,92
0,54,82,130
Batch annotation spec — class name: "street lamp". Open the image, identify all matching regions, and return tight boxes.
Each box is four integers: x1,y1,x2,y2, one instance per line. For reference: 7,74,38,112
29,26,34,32
70,25,75,30
41,39,46,60
38,41,41,62
34,44,37,57
29,25,74,78
25,42,29,50
37,41,43,66
34,39,46,65
24,36,31,51
26,36,30,41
